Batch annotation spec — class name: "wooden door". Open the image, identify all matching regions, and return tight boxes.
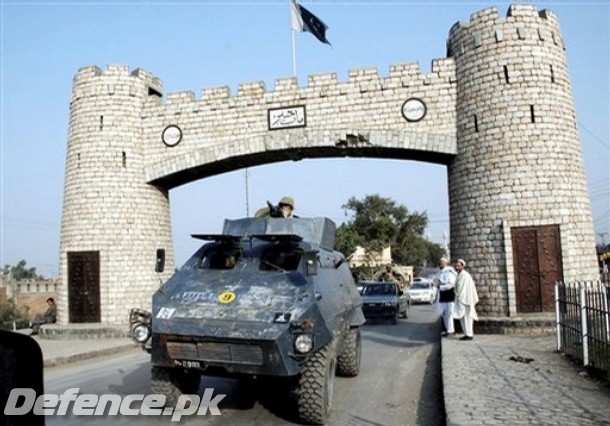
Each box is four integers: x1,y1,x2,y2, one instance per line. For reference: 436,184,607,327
68,251,101,322
511,225,563,312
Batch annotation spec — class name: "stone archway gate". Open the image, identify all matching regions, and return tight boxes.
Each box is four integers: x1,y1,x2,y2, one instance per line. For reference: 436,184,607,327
59,4,598,325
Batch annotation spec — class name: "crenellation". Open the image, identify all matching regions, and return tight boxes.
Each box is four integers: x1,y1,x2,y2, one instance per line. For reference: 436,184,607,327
538,9,560,25
166,91,196,106
274,77,298,92
131,68,163,93
471,6,499,23
308,72,339,87
238,81,266,98
389,62,421,78
348,67,379,82
507,4,539,18
450,20,470,36
201,86,231,102
75,65,102,80
449,4,565,59
104,64,130,76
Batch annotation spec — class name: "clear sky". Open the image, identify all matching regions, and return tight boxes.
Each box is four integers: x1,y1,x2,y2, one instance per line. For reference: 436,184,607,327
1,1,608,278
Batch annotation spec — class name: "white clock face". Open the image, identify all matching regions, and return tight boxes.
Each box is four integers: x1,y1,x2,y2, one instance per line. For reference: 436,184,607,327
401,98,427,122
162,125,182,147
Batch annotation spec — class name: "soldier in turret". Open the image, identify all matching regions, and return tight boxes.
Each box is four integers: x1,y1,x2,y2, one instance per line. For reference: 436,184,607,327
255,196,297,218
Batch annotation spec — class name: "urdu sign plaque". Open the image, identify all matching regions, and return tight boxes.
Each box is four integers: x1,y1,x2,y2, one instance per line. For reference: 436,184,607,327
268,106,306,130
162,125,183,147
401,98,427,122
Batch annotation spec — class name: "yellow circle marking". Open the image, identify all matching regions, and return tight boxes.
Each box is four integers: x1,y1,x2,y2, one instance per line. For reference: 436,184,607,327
218,291,237,304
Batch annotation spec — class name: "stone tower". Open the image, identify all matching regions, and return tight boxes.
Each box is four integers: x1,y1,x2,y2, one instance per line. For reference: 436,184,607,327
58,65,174,324
447,5,598,315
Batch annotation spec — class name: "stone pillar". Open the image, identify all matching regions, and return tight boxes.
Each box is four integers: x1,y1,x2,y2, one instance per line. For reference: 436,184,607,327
58,65,174,325
447,5,598,315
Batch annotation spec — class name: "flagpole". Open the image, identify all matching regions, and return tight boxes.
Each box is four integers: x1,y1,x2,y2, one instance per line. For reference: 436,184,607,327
290,0,297,78
291,29,297,77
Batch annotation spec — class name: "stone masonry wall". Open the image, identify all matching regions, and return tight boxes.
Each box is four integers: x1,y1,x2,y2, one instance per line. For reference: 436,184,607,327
139,60,458,186
447,5,598,315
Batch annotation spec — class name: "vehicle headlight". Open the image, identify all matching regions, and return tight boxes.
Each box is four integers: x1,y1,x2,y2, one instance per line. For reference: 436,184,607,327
384,302,395,306
295,334,313,354
132,324,151,343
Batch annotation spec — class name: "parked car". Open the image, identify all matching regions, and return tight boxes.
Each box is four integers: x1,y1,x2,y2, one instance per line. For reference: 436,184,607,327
359,281,410,324
408,278,437,304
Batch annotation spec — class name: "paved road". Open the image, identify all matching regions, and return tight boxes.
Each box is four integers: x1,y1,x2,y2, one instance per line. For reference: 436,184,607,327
43,304,443,425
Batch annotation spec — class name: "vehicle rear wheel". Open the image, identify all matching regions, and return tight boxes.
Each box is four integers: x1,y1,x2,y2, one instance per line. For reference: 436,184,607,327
336,328,361,377
297,344,336,425
151,366,200,407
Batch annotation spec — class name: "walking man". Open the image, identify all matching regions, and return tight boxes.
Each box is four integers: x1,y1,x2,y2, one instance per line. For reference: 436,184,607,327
435,257,457,336
453,259,479,341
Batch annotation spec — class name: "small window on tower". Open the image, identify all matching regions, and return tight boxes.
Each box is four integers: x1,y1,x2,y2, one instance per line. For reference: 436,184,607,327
148,87,162,98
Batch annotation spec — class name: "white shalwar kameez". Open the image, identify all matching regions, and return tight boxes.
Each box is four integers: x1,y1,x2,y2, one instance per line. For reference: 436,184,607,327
453,269,479,337
434,266,457,334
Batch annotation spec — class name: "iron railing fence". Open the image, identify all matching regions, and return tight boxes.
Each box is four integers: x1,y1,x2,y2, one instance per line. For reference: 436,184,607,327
555,281,610,379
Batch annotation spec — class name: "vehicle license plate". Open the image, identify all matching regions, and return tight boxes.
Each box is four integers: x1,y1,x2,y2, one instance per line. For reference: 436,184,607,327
173,360,201,368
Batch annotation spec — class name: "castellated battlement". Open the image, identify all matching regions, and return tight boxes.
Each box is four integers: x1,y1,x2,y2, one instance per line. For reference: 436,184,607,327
448,4,563,58
69,57,457,111
142,58,456,112
71,64,163,102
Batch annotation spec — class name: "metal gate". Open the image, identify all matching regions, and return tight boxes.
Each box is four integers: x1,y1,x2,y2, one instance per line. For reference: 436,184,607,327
68,251,101,322
511,225,563,312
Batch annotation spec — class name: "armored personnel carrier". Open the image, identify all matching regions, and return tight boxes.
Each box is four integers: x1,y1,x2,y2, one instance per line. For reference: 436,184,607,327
130,216,365,424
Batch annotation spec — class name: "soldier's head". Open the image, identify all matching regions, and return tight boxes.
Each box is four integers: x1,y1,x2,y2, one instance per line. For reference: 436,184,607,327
278,196,295,218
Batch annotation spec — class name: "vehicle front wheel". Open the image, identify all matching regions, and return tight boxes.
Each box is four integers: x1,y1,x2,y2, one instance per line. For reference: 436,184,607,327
297,344,336,425
151,366,200,407
399,303,409,318
336,328,361,377
391,308,398,325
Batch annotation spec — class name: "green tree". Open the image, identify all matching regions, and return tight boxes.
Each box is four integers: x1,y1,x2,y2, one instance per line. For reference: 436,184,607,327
0,298,30,324
336,194,445,267
426,243,447,266
3,260,40,280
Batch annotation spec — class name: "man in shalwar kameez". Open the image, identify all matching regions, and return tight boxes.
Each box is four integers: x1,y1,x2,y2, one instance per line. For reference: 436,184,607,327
434,257,457,336
453,259,479,341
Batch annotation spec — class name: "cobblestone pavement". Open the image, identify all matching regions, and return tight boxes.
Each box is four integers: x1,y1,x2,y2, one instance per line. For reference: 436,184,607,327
442,334,610,425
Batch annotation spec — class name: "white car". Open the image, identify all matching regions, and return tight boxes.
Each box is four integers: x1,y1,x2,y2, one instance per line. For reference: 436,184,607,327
408,279,437,304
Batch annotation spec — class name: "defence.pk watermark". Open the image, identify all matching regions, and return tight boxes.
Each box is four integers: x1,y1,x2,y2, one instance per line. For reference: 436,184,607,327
4,387,226,422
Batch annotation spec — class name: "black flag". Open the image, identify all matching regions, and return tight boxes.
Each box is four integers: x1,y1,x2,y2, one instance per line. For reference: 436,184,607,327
291,1,331,46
